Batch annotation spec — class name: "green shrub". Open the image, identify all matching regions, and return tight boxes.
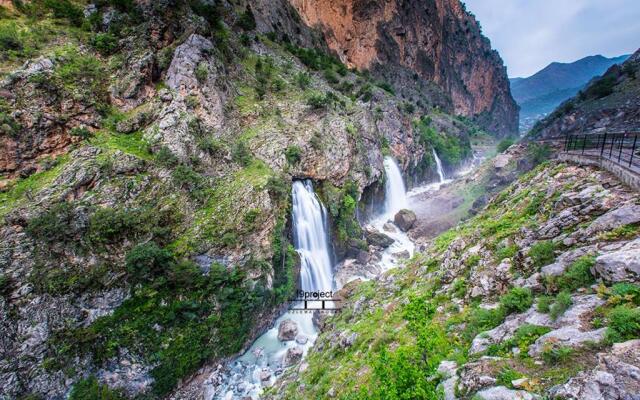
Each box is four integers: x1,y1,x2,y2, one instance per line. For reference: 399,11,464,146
527,143,551,164
0,21,22,53
550,256,595,292
306,92,333,109
236,5,256,30
172,165,205,193
465,306,506,339
415,119,471,167
585,74,617,99
295,72,311,89
155,146,179,167
195,62,208,83
70,126,92,139
496,367,522,388
88,208,138,245
606,305,640,342
529,241,556,269
266,174,289,201
376,81,395,95
197,136,225,155
26,202,76,244
54,47,108,106
495,244,518,260
232,141,252,166
125,242,173,282
610,283,640,305
497,137,515,153
91,33,118,56
537,295,553,313
549,290,572,320
285,145,302,165
500,287,533,314
0,274,9,295
323,69,339,84
542,345,573,364
44,0,84,26
69,376,124,400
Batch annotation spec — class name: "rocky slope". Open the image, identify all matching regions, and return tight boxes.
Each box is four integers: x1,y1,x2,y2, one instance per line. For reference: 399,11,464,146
0,0,494,398
267,157,640,399
530,48,640,139
288,0,519,137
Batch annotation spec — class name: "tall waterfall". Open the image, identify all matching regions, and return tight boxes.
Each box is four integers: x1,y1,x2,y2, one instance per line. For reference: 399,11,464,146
383,157,408,217
433,149,446,183
292,180,334,292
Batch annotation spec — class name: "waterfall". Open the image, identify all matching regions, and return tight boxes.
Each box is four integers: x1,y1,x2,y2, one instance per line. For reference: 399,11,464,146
207,180,335,400
433,149,446,183
291,180,334,292
383,157,408,217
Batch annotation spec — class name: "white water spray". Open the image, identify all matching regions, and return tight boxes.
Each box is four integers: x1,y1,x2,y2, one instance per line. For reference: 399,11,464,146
382,157,408,218
432,149,446,183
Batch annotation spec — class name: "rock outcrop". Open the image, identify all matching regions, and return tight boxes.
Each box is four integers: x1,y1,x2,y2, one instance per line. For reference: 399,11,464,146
289,0,519,136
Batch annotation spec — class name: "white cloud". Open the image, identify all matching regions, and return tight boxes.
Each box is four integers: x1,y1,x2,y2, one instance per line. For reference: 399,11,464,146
464,0,640,77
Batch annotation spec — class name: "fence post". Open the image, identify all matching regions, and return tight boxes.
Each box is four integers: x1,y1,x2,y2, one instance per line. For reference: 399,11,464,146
618,133,625,163
601,132,607,156
610,135,615,158
631,134,638,168
582,134,586,154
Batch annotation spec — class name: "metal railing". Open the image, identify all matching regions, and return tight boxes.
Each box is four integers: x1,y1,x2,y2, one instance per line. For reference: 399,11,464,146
564,131,640,172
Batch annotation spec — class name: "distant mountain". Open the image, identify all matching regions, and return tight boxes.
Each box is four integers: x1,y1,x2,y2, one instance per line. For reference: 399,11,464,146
511,54,630,132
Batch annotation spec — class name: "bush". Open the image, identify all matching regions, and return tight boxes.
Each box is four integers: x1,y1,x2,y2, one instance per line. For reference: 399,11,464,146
195,62,208,83
285,145,302,165
527,142,551,164
500,287,533,314
497,137,515,153
155,146,179,167
537,295,553,313
26,202,76,244
585,74,617,99
610,283,640,305
125,242,173,282
197,137,225,155
542,345,573,364
236,5,256,30
88,208,138,245
91,33,118,56
69,376,124,400
232,141,252,166
70,126,92,139
306,92,332,109
44,0,84,26
172,165,206,197
0,22,22,53
606,305,640,342
551,256,595,292
295,72,311,89
529,241,556,269
0,274,9,295
54,47,108,106
549,290,572,320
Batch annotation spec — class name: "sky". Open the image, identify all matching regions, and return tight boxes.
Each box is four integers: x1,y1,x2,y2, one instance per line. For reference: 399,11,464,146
464,0,640,78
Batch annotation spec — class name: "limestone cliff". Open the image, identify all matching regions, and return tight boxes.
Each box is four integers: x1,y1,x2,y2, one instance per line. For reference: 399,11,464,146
289,0,519,136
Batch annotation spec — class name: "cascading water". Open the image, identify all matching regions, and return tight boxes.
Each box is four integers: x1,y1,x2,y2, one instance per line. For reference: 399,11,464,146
433,149,446,183
382,157,408,218
206,180,334,400
292,181,334,293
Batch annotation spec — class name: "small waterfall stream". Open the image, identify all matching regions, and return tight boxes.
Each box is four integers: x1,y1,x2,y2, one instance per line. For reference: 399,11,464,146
432,149,446,183
206,181,334,400
382,157,408,217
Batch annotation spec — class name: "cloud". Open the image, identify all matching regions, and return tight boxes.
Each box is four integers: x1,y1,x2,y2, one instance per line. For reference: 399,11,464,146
464,0,640,77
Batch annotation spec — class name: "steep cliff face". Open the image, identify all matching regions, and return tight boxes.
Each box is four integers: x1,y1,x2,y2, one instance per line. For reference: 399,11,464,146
288,0,519,136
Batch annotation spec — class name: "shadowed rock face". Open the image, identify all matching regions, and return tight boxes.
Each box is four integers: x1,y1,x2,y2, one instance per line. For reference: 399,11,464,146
289,0,519,136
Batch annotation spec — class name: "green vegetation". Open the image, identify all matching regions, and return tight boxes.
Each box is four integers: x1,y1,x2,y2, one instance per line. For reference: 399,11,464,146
69,376,124,400
285,145,302,165
542,345,573,364
91,32,118,56
321,181,361,245
500,287,534,314
529,241,556,269
415,116,471,167
546,256,595,292
497,137,516,153
488,324,551,357
606,305,640,343
549,290,572,320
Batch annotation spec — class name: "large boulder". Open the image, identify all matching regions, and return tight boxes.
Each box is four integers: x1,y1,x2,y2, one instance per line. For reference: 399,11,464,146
394,209,417,232
593,238,640,283
277,319,299,341
528,327,607,356
364,229,394,248
283,346,304,367
583,204,640,237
